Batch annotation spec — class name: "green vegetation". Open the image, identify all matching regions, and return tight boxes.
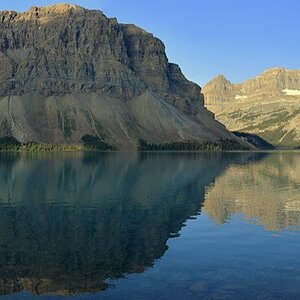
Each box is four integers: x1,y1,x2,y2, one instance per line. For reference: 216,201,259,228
0,137,21,150
233,131,275,150
255,113,288,130
260,128,300,148
239,112,262,121
0,137,82,152
81,135,116,151
0,135,117,152
227,110,244,119
0,136,251,152
138,139,249,151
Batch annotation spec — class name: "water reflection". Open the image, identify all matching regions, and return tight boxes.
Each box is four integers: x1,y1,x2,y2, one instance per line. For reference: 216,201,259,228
0,152,259,296
204,152,300,231
1,151,299,298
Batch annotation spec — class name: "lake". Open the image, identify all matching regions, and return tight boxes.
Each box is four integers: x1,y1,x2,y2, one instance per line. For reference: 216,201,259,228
0,152,300,300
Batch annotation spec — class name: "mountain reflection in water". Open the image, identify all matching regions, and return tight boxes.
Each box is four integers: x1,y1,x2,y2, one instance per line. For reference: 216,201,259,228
204,152,300,231
0,152,299,299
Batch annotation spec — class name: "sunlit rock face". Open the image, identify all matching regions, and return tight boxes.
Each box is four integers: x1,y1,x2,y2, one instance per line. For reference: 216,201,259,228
0,4,237,149
203,68,300,147
203,152,300,231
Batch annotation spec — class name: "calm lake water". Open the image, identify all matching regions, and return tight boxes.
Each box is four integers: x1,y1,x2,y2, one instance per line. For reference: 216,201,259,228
0,152,300,300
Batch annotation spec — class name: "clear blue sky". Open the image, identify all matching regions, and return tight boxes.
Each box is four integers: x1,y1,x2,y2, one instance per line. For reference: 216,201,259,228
1,0,300,86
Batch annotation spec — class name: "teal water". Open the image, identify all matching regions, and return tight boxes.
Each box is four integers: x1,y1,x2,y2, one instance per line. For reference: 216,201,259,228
0,152,300,299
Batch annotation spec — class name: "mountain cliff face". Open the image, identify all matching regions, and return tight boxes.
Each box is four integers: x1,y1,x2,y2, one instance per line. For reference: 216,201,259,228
0,4,238,149
203,67,300,147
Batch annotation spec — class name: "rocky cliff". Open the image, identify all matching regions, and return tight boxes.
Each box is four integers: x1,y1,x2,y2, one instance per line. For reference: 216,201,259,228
203,67,300,147
0,4,239,149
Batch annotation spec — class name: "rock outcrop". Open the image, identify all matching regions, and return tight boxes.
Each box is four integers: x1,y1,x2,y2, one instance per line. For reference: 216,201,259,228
0,4,239,149
203,67,300,147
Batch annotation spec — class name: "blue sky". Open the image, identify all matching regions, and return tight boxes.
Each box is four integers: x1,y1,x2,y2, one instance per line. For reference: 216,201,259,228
1,0,300,86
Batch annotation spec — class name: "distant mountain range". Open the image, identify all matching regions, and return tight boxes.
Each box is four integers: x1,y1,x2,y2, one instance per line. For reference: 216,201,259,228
0,4,247,150
203,67,300,148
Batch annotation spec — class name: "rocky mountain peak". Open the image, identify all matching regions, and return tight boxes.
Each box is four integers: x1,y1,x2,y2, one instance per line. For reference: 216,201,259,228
26,4,86,19
206,74,232,86
214,74,230,82
30,3,85,13
204,67,300,104
202,74,233,100
0,4,242,149
203,67,300,147
0,4,87,23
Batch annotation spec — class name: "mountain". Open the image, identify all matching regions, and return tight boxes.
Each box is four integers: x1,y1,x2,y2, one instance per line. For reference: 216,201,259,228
203,67,300,148
0,4,243,150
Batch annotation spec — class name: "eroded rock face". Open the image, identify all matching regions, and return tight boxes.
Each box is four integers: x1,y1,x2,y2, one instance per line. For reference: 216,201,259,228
203,68,300,147
0,4,236,148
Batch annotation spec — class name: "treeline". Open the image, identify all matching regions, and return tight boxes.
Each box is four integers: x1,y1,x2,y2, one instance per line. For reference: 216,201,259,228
0,136,249,152
0,137,82,152
81,135,116,151
233,131,275,150
138,139,249,151
0,136,117,152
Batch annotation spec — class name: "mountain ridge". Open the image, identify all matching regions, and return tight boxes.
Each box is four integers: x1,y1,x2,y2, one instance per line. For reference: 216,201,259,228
203,67,300,147
0,4,246,150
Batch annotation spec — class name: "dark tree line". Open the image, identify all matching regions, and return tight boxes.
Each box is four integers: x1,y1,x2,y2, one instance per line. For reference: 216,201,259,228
138,139,249,151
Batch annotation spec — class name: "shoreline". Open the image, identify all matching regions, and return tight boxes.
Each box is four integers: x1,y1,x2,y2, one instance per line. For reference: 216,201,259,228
1,149,300,153
0,137,298,153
